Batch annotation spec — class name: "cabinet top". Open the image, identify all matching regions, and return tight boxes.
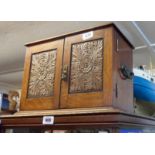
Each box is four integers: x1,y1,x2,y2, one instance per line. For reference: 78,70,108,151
25,23,134,49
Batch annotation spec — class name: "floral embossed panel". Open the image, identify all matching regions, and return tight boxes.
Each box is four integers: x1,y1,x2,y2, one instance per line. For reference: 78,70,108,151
28,50,57,98
69,39,103,93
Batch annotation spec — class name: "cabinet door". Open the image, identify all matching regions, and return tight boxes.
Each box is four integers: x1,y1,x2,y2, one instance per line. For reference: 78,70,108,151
20,39,64,110
60,28,113,108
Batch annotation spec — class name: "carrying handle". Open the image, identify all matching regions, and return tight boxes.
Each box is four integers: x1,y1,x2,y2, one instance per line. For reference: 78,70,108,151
119,65,134,80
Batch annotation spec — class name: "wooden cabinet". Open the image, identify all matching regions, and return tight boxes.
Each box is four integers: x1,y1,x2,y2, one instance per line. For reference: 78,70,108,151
20,24,134,113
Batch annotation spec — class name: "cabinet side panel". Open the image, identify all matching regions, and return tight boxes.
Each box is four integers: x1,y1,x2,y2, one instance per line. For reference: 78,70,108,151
112,29,134,113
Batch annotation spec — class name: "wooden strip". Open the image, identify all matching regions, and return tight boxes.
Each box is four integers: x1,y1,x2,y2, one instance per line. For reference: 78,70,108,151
0,107,120,118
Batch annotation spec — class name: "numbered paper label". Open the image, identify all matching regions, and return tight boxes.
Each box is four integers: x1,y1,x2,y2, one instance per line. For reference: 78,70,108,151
42,116,54,125
82,31,93,40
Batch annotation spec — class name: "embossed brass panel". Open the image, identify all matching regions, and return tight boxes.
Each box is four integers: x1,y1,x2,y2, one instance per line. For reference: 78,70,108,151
69,39,103,93
28,50,57,98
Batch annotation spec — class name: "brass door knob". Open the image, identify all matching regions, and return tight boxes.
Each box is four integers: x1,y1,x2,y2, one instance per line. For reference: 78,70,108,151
61,65,68,81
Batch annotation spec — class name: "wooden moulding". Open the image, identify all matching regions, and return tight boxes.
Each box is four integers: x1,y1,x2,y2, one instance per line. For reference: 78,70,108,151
1,107,155,130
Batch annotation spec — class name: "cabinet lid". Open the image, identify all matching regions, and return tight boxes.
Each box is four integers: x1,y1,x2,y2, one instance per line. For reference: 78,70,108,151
25,23,134,49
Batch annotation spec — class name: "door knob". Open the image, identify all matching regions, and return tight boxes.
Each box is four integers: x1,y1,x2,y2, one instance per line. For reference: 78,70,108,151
61,65,68,81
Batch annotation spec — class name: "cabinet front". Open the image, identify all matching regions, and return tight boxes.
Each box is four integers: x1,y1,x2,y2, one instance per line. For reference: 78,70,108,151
60,28,113,108
20,39,64,110
21,28,113,111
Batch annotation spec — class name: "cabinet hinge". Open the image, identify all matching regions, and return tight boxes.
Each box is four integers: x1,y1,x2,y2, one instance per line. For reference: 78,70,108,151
116,39,119,52
115,83,118,98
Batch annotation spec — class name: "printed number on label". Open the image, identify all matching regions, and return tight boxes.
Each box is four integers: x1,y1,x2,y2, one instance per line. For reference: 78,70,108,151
82,31,93,40
42,116,54,125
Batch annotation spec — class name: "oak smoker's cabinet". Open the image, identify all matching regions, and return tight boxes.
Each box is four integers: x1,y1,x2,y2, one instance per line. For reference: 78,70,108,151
20,24,134,113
